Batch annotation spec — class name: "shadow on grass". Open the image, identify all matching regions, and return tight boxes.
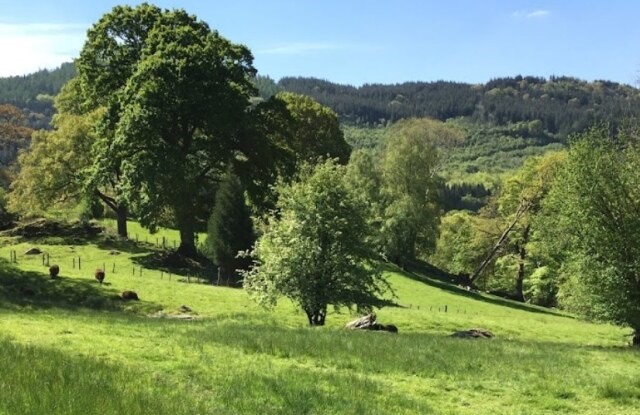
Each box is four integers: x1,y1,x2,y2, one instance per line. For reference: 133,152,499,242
386,260,570,318
131,251,217,282
95,235,153,255
0,259,159,313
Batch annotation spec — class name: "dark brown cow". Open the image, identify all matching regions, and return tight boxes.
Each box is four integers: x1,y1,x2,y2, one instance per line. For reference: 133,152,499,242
49,264,60,279
95,269,105,284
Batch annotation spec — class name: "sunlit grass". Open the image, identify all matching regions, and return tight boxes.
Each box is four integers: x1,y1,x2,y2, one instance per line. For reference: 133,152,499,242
0,220,638,414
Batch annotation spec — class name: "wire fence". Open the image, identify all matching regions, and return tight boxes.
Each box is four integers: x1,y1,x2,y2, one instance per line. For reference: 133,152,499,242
8,249,210,285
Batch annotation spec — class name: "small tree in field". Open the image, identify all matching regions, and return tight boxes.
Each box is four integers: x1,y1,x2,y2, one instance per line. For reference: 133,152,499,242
243,160,390,326
204,172,255,286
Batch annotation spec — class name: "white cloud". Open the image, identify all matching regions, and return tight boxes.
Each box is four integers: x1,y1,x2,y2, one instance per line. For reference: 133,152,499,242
257,42,346,55
0,22,87,76
512,9,551,19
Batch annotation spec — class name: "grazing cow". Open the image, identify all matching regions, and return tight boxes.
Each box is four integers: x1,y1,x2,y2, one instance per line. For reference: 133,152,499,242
49,264,60,279
121,290,139,301
95,269,105,284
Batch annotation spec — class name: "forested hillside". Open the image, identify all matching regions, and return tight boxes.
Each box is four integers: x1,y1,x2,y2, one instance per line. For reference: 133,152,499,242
4,66,639,213
274,75,640,136
0,62,76,130
2,66,640,136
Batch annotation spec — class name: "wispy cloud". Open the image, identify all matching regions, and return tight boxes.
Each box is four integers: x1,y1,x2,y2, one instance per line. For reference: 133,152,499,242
257,42,346,55
0,22,88,76
512,9,551,19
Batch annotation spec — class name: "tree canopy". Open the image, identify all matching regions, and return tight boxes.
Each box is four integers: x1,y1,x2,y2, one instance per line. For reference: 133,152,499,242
77,4,257,253
243,160,389,326
379,118,462,265
539,126,640,345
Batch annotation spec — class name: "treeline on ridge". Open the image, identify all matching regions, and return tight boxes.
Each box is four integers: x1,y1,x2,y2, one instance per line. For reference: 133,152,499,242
272,75,640,136
3,64,640,139
0,63,76,130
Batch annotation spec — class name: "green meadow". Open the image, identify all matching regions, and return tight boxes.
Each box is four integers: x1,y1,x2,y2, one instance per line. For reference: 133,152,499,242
0,221,638,415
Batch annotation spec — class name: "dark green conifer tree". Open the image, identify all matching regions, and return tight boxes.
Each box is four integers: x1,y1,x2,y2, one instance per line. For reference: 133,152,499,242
205,172,255,286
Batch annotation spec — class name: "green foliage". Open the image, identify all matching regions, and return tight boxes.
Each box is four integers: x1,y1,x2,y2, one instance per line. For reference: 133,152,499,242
430,210,493,277
77,4,257,252
343,125,389,150
477,151,566,301
235,93,351,214
344,150,383,228
379,119,461,263
540,126,640,338
254,74,283,99
276,92,351,165
205,172,255,285
8,102,101,217
243,160,389,325
524,266,558,307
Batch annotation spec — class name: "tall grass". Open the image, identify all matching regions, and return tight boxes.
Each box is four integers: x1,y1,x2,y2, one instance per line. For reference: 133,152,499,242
0,222,639,414
0,339,208,415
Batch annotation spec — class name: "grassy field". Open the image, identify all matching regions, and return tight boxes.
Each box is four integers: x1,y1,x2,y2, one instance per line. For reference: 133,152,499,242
0,220,639,414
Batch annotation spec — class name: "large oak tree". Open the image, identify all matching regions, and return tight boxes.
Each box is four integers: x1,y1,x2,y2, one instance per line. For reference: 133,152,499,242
78,4,256,254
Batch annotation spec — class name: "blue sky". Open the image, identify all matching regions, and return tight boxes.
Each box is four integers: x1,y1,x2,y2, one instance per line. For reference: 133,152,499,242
0,0,639,86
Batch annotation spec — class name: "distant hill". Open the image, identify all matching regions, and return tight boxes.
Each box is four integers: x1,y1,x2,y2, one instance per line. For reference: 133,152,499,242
0,62,76,130
270,75,640,137
2,64,640,139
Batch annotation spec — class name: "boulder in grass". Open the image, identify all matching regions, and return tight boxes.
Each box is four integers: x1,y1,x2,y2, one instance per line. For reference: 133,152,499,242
345,313,399,334
345,313,377,330
25,247,42,255
451,328,494,339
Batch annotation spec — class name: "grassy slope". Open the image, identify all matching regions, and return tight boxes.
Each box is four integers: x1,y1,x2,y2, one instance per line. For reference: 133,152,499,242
0,222,639,415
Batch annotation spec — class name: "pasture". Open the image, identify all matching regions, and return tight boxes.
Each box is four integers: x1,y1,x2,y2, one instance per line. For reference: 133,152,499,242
0,220,638,414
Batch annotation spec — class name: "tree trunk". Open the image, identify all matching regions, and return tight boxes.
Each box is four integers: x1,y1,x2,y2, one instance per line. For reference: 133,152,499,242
470,200,530,284
515,224,531,302
177,224,197,257
304,307,327,326
116,204,128,238
633,329,640,347
95,191,128,238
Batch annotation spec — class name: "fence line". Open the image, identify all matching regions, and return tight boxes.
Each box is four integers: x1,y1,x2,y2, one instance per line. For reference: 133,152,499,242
8,249,210,285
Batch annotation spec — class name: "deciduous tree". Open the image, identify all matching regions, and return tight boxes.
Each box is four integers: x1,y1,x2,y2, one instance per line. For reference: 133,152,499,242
276,92,351,165
543,126,640,345
243,160,389,326
379,118,462,265
78,4,256,254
